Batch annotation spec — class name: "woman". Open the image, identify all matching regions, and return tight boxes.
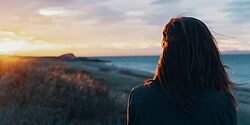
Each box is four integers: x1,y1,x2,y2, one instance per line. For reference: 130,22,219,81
127,17,237,125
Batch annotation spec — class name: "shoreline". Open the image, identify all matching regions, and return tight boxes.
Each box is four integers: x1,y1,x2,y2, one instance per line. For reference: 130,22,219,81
68,59,153,109
66,58,250,124
1,55,249,124
66,58,250,99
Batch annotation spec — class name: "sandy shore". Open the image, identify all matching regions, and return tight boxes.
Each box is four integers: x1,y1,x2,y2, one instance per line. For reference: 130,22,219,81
68,58,250,125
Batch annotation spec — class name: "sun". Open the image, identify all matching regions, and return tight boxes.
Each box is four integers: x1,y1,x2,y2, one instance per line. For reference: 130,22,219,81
0,41,25,54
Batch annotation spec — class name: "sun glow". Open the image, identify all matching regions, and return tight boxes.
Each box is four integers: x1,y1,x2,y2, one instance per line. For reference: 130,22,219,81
0,41,25,54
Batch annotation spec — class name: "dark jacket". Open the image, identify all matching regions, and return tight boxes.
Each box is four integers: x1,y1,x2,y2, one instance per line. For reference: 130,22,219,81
127,81,237,125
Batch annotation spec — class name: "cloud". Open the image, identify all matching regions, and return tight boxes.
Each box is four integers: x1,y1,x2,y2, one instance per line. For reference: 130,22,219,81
38,7,70,16
125,11,146,17
217,38,250,52
0,0,249,56
0,30,88,54
151,0,181,5
141,9,199,25
40,3,126,25
0,0,123,25
224,0,250,23
80,5,126,24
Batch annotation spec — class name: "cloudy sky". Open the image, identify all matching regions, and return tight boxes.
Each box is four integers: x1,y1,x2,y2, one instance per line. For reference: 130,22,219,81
0,0,249,56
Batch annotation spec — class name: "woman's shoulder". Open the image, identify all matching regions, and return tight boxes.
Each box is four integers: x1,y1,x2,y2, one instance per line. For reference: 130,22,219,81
131,80,157,91
129,84,148,97
129,80,161,100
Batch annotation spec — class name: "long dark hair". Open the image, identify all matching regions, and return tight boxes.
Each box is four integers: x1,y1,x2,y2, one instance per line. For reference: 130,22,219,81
146,17,237,113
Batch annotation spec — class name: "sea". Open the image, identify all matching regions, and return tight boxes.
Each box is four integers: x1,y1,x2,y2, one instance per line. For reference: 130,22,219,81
93,54,250,88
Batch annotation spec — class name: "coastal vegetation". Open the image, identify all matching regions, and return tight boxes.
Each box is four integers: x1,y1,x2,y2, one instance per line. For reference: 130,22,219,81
0,56,116,125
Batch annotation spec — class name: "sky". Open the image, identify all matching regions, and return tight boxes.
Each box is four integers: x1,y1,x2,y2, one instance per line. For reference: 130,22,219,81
0,0,249,56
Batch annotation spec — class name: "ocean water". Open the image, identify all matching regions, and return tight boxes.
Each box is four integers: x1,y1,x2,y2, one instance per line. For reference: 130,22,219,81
95,54,250,88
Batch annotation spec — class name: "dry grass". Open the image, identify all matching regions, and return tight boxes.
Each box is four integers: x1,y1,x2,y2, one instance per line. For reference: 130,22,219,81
0,56,118,125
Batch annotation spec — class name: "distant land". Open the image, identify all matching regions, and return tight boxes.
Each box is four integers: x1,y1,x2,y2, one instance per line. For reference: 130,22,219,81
59,53,77,59
0,53,110,62
222,51,250,55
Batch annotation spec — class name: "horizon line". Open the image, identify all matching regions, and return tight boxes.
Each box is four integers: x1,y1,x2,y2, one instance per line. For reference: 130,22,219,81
1,51,250,58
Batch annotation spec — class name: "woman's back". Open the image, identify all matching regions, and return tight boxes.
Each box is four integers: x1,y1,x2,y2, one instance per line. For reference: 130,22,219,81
127,81,237,125
127,17,237,125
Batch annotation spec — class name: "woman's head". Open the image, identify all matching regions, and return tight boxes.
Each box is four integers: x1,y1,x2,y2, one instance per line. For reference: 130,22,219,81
151,17,236,112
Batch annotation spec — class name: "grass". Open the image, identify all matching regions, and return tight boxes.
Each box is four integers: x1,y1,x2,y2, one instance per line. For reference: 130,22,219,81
0,56,118,125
